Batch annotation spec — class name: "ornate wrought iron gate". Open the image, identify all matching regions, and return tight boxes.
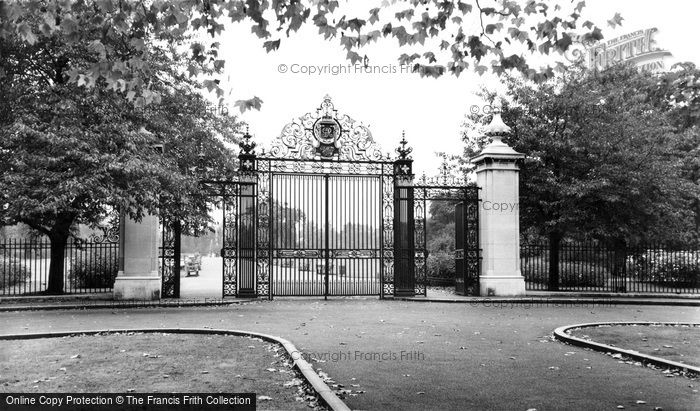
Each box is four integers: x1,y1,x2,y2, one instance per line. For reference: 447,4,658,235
411,157,481,296
454,197,480,295
160,96,480,298
256,162,389,297
159,220,180,298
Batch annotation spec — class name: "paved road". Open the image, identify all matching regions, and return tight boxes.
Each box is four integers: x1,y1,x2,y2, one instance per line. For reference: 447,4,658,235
0,299,698,410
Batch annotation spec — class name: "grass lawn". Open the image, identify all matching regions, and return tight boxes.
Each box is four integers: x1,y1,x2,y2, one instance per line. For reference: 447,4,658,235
569,324,700,367
0,332,325,410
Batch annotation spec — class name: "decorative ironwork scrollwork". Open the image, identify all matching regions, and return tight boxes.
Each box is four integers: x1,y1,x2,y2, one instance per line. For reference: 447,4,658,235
223,187,239,297
160,219,178,298
416,156,467,187
80,223,120,245
239,126,256,155
395,131,412,160
269,95,383,161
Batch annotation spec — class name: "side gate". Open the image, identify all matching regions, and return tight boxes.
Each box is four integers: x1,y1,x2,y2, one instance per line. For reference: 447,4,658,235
412,161,481,297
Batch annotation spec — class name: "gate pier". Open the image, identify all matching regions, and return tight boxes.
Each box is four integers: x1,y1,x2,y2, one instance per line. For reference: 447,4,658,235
392,134,415,296
470,110,526,296
113,214,162,300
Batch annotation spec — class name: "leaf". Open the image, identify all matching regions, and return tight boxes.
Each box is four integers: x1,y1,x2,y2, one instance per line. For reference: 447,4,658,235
262,39,280,52
347,18,365,32
457,1,472,14
187,65,200,77
346,50,362,64
369,8,380,24
213,59,226,71
395,9,414,21
251,23,270,38
555,33,573,52
607,12,623,27
17,23,37,45
382,23,392,35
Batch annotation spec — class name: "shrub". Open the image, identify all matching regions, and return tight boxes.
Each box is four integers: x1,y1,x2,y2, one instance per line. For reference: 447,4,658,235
69,248,119,289
628,250,700,286
0,257,31,288
558,261,608,287
522,256,607,287
521,255,548,284
427,250,455,281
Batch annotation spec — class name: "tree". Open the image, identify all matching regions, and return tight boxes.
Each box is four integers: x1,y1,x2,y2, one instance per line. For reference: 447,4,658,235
0,16,242,293
272,201,306,249
0,0,616,110
426,199,461,281
647,63,700,236
461,63,697,288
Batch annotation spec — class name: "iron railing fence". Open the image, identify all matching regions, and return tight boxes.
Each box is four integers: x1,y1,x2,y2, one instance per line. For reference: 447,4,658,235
0,237,119,296
521,242,700,293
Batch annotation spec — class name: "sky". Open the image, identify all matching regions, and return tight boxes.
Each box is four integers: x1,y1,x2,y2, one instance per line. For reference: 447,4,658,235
207,0,700,176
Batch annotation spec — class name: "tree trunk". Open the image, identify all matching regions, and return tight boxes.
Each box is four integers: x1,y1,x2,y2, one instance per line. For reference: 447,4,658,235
45,213,75,295
46,233,69,294
611,238,628,293
548,232,561,291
